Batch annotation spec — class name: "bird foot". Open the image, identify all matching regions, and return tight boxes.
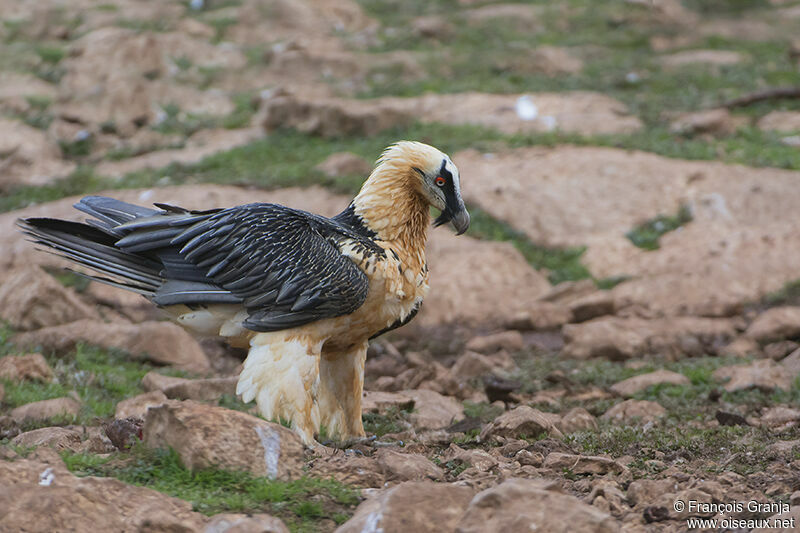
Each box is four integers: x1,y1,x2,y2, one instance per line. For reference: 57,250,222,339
320,434,379,455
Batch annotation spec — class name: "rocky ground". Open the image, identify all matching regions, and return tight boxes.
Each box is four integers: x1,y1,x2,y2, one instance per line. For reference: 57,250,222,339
2,0,800,532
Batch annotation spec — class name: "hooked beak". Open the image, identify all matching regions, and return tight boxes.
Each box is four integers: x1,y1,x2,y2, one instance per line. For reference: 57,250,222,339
433,204,470,235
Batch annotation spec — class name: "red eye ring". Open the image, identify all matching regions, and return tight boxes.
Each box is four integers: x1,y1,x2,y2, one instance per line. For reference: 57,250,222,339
435,176,446,187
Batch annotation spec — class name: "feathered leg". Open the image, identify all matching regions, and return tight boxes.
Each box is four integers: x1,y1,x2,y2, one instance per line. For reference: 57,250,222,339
318,341,367,441
236,332,323,445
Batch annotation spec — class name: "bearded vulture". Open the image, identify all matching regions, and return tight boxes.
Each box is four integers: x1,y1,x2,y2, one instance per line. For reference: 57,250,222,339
18,141,470,445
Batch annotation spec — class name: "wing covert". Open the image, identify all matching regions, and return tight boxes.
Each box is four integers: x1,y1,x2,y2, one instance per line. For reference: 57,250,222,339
169,204,371,332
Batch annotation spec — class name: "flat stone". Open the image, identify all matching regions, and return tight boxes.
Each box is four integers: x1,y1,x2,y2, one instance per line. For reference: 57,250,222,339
362,389,464,430
205,513,289,533
465,331,524,354
746,307,800,344
601,400,666,425
160,376,239,401
543,453,625,475
759,406,800,431
0,268,99,331
335,481,474,533
11,427,83,451
479,405,564,442
450,351,494,380
722,337,761,358
404,389,465,429
456,478,619,532
609,370,690,397
141,371,190,392
660,49,743,67
568,292,616,323
757,111,800,133
376,449,444,482
712,359,793,392
563,317,735,361
13,319,210,373
307,451,385,488
558,407,599,433
11,397,82,423
114,390,168,420
143,400,305,479
669,109,743,136
0,353,54,383
780,348,800,377
443,443,499,473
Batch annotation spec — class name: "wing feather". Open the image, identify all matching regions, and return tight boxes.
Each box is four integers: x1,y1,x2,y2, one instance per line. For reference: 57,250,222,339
124,203,374,332
24,197,377,333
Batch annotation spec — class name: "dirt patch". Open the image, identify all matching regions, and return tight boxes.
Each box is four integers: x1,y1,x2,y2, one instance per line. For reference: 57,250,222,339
56,27,244,136
0,72,56,102
497,46,584,76
0,118,75,190
456,146,800,316
94,128,262,178
419,92,640,136
758,111,800,133
659,49,744,67
260,91,642,138
224,0,376,46
464,3,543,27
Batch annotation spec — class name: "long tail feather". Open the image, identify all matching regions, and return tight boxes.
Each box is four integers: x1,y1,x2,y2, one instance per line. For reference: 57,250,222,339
16,217,163,295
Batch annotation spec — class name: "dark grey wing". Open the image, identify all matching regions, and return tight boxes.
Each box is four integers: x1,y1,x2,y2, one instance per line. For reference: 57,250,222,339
118,203,371,332
21,197,373,333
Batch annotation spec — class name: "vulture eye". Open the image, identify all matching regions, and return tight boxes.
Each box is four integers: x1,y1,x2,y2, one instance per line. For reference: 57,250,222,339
435,176,446,187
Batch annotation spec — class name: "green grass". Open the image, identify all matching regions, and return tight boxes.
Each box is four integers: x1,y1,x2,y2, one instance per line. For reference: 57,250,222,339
567,422,799,477
626,204,692,250
359,1,799,115
58,136,94,160
356,0,800,173
62,445,360,532
556,354,800,477
172,56,193,72
362,406,412,437
221,92,259,129
0,326,173,429
514,352,781,416
682,0,767,14
760,278,800,307
217,394,253,413
116,18,173,32
468,207,591,284
6,95,54,130
35,45,65,64
206,17,237,43
462,401,504,423
0,166,108,212
152,103,219,137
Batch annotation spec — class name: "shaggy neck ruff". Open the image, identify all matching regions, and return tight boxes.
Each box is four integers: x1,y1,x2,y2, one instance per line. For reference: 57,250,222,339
352,156,430,269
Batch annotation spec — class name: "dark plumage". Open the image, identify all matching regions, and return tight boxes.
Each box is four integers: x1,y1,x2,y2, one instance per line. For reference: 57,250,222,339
18,196,385,332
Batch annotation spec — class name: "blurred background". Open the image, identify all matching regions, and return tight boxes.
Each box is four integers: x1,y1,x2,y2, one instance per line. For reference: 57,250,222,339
2,1,800,531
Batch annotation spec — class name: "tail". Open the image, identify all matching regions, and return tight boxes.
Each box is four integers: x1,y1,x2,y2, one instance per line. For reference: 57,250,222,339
17,196,166,296
19,195,249,308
